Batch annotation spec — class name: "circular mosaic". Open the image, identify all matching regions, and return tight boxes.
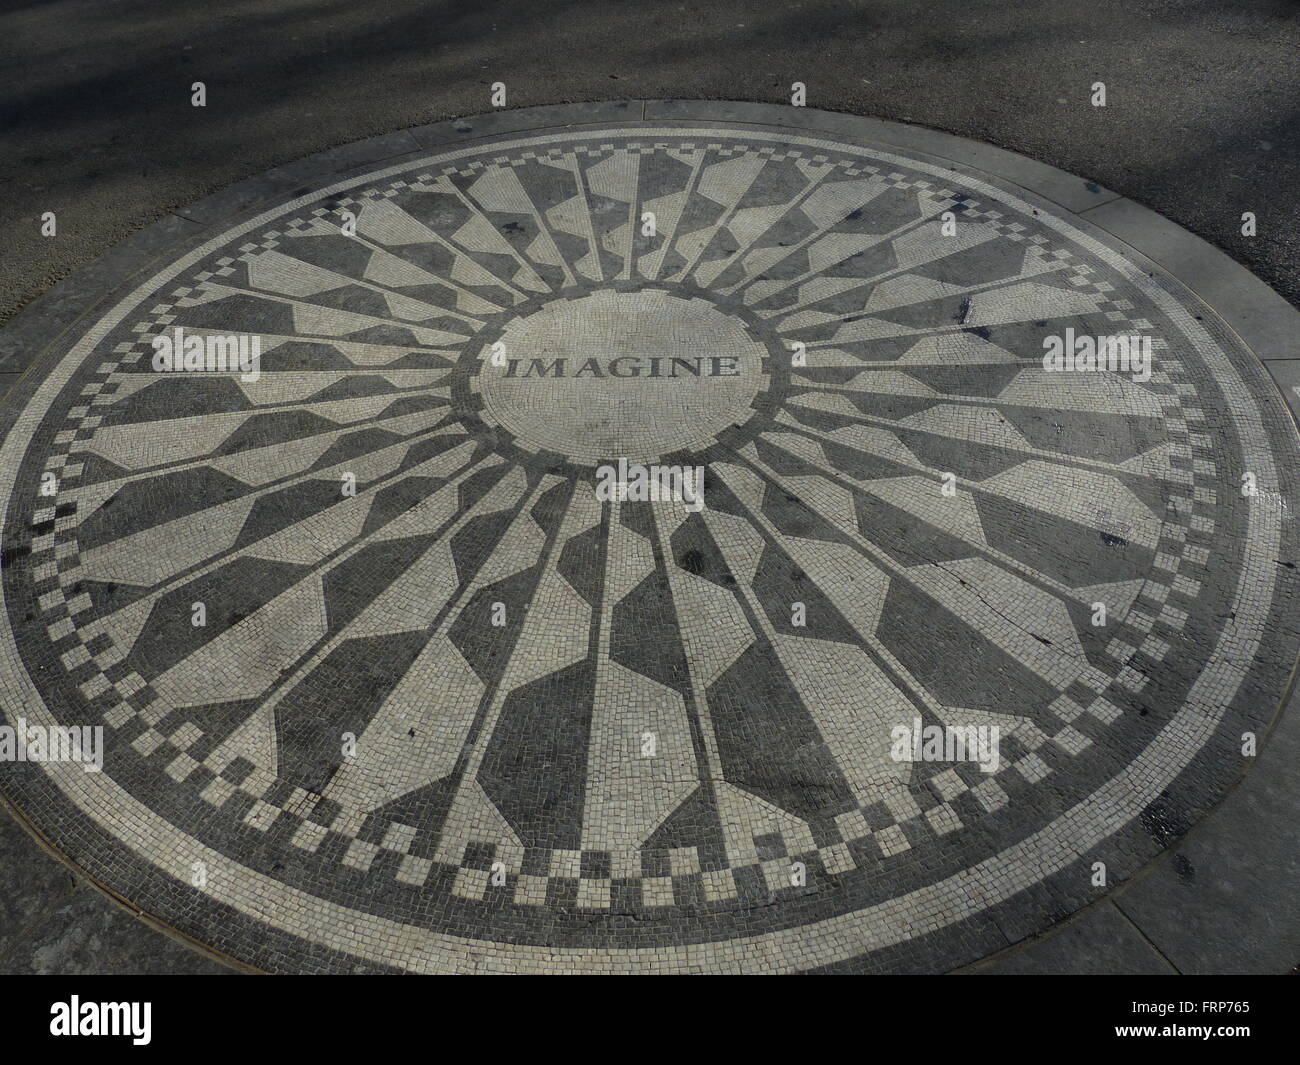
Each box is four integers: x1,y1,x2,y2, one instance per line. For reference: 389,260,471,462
477,288,772,461
1,114,1297,974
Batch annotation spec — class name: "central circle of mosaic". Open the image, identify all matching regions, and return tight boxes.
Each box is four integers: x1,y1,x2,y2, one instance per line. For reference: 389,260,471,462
476,288,769,462
0,122,1295,974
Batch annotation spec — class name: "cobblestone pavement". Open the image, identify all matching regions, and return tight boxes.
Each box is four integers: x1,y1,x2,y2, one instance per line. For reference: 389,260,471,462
0,108,1296,973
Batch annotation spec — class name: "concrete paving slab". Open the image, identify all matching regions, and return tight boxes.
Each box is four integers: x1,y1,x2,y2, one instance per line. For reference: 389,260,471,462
973,902,1178,975
1107,679,1300,975
1263,360,1300,425
1081,197,1300,363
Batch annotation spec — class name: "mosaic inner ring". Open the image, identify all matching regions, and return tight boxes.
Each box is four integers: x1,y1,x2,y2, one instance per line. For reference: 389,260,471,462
1,119,1296,974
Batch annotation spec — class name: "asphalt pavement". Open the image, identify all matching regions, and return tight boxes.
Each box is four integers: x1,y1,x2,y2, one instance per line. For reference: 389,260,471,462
3,0,1297,339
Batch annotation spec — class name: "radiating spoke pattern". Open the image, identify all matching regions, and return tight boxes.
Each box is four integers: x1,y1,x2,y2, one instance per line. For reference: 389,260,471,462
1,123,1296,974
